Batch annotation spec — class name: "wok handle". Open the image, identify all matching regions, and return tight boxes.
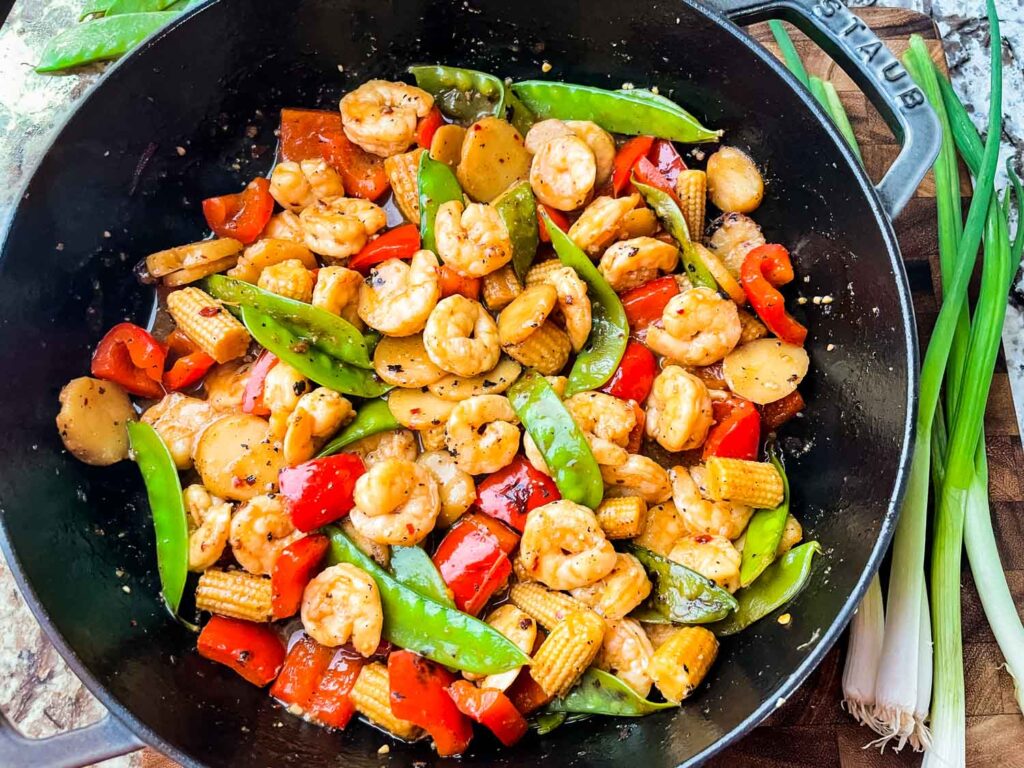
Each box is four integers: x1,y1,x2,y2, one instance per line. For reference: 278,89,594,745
709,0,941,219
0,709,142,768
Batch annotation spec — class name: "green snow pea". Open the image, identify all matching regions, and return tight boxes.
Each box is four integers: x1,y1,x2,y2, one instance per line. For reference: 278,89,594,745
493,181,539,281
409,65,506,124
325,526,530,674
531,711,569,734
390,546,454,607
241,307,392,398
738,451,791,587
418,152,464,253
205,275,371,368
508,370,603,509
617,88,691,115
632,179,718,291
539,208,627,396
511,81,721,143
105,0,179,14
628,544,738,624
505,90,537,136
37,12,179,72
547,669,677,716
126,421,188,616
712,541,822,636
317,398,399,457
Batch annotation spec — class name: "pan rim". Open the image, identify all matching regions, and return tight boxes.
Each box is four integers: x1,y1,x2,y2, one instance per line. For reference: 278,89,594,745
0,0,917,765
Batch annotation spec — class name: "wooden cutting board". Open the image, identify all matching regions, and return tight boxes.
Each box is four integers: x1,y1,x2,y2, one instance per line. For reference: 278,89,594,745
138,8,1024,768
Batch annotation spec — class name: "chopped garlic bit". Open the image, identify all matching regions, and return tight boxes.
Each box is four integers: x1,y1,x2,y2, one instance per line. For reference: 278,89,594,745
778,613,792,626
378,745,391,755
541,61,552,73
826,343,836,352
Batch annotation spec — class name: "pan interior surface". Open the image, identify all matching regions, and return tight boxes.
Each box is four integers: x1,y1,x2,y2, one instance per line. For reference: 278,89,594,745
0,0,912,766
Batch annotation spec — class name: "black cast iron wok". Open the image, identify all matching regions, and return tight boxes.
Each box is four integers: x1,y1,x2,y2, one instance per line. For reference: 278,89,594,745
0,0,937,765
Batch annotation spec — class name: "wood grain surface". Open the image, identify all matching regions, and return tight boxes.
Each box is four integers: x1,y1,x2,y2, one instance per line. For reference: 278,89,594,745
138,8,1023,768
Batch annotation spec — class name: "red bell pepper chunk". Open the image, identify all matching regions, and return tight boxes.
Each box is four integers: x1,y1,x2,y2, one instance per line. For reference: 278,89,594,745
600,340,657,403
647,138,687,188
388,651,474,757
438,264,482,300
347,224,421,273
279,454,366,532
762,389,805,431
197,616,285,687
505,669,554,715
433,513,517,616
446,680,528,747
271,534,330,619
536,204,570,243
163,352,215,391
202,177,274,245
612,135,655,196
632,155,680,205
279,108,389,200
307,649,363,729
474,454,560,532
702,396,761,461
242,351,278,416
416,106,445,149
621,275,680,334
740,244,808,345
90,322,167,399
270,633,336,708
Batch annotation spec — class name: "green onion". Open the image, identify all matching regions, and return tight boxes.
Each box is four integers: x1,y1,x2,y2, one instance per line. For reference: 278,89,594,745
768,21,810,88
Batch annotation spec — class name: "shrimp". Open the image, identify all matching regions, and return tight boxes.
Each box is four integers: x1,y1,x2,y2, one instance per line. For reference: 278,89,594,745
568,195,641,256
645,366,713,453
349,458,440,545
564,121,616,186
346,428,419,467
524,119,574,154
283,388,354,466
423,295,501,377
570,553,652,619
203,361,250,411
301,563,383,655
564,392,636,448
525,263,592,352
299,199,384,261
601,454,673,504
668,534,742,593
595,618,655,697
183,484,232,572
598,236,679,292
519,500,617,590
269,159,345,213
646,287,741,366
444,394,520,475
472,605,537,691
262,361,311,439
339,79,434,157
229,494,303,575
357,250,441,336
262,211,305,243
671,464,752,540
634,501,687,557
312,265,364,328
416,451,476,527
529,135,596,211
141,393,222,470
434,200,513,278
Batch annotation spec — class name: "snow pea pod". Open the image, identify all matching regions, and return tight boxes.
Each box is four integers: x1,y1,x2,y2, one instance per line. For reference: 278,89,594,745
539,208,627,396
325,526,530,674
632,179,718,291
627,544,738,624
409,64,506,123
618,88,691,115
712,541,822,636
739,451,791,587
317,398,398,457
241,307,392,398
505,90,537,136
508,370,603,509
126,421,188,616
418,152,464,253
36,12,177,72
205,275,371,368
547,669,677,716
493,181,539,281
390,545,454,607
511,81,721,144
106,0,179,14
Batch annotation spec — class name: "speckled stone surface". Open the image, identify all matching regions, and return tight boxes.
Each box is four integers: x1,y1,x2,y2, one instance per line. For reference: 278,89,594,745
0,1,1020,766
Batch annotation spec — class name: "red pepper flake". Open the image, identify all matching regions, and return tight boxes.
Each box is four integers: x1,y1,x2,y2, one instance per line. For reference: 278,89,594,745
199,306,221,317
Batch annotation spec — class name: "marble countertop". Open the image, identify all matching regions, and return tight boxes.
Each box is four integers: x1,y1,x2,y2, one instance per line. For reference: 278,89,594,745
0,1,1020,766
